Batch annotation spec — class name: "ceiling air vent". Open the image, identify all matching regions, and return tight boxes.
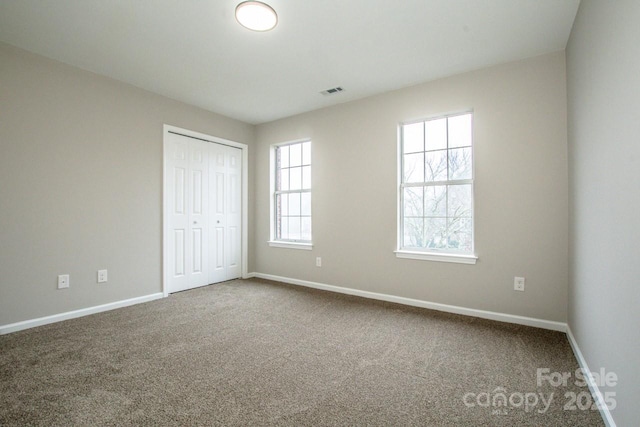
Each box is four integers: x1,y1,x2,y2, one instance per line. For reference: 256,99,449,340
320,86,344,96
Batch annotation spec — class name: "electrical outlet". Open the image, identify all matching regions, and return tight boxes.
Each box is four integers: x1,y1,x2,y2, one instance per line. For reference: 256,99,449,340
57,274,70,289
98,269,108,283
316,257,322,267
514,276,525,292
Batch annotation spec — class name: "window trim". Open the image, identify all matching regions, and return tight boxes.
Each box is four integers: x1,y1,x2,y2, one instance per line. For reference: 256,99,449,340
270,139,312,248
396,111,477,263
268,241,313,250
394,250,477,264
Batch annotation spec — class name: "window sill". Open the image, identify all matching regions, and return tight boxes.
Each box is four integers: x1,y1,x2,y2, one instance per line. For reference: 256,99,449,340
268,241,313,251
395,250,477,264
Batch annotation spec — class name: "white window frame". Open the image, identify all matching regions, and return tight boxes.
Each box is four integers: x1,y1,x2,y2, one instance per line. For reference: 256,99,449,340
396,111,477,264
269,139,313,250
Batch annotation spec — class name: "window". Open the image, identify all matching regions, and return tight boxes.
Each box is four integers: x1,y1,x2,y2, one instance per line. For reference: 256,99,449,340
397,112,476,263
270,140,312,248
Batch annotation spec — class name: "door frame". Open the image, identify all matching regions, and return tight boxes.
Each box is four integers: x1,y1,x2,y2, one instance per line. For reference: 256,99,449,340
162,124,249,297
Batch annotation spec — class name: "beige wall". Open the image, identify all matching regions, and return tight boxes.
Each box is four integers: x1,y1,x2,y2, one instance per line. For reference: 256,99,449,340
0,42,255,325
567,1,640,425
0,43,571,328
255,52,569,322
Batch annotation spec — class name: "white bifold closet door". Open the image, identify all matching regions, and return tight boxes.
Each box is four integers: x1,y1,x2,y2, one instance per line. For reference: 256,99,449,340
167,132,241,293
209,140,242,284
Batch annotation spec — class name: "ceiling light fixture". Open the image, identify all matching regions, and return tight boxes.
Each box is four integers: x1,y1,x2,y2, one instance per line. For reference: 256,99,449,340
235,1,278,32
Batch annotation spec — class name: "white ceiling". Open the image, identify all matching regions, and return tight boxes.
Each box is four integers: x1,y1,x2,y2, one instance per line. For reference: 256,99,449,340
0,0,580,124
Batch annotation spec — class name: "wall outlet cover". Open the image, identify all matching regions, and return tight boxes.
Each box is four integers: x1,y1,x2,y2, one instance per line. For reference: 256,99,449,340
57,274,70,289
514,276,525,291
98,269,108,283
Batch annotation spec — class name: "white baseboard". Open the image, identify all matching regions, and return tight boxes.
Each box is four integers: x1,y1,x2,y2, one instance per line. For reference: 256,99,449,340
0,293,164,335
566,326,616,427
249,272,567,332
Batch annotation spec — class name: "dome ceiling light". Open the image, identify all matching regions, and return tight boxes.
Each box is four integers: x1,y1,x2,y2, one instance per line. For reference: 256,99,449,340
235,1,278,32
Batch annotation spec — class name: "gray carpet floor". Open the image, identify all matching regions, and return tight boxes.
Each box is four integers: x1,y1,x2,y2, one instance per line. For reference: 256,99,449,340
1,278,604,426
